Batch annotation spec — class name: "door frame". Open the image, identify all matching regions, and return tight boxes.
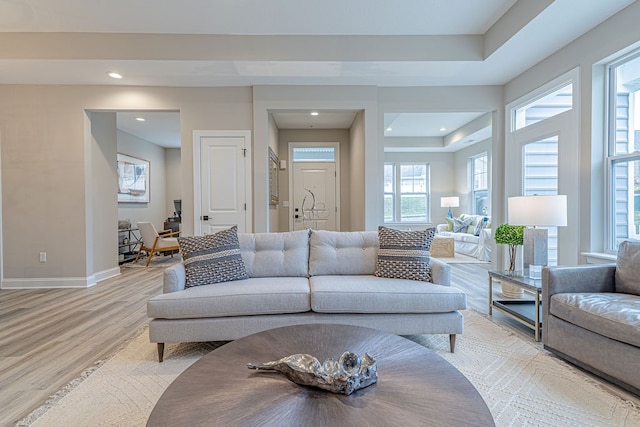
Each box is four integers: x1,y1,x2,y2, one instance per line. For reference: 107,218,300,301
288,142,340,231
193,130,252,236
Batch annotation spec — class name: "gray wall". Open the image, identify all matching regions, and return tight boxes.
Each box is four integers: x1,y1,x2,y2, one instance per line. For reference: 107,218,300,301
0,86,252,287
277,128,352,232
2,0,640,286
165,148,182,221
117,129,169,232
88,112,119,281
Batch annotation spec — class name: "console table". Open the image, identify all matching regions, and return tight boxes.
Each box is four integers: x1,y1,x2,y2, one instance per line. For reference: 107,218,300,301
488,270,542,341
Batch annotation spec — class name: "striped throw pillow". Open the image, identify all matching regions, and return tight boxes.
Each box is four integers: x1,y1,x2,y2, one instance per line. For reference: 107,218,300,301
374,226,435,282
178,226,248,288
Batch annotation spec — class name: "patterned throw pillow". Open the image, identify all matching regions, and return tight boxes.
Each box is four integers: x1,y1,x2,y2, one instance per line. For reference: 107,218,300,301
178,226,248,288
374,226,435,282
453,217,473,233
474,217,489,236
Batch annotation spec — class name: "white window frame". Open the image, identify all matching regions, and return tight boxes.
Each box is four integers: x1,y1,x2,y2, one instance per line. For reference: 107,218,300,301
383,162,431,224
470,153,489,215
505,68,580,267
605,49,640,251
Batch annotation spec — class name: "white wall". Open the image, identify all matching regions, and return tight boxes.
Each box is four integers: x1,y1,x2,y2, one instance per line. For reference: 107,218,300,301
503,0,640,259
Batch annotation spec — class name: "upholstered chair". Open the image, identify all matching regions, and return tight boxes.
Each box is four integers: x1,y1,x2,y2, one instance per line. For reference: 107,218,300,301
135,222,180,267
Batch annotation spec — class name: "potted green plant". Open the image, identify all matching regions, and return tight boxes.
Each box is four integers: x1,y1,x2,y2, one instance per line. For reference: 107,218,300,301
494,223,525,273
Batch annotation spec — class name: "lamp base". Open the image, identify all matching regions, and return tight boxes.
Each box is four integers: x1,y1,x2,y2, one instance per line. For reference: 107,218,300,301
447,208,453,218
523,228,548,273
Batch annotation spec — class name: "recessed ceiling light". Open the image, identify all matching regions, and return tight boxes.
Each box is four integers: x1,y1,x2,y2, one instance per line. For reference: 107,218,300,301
135,117,145,122
310,111,319,116
107,72,123,79
440,127,447,132
386,127,392,132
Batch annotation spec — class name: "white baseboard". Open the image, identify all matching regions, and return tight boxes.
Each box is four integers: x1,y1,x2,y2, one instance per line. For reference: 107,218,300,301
1,267,121,289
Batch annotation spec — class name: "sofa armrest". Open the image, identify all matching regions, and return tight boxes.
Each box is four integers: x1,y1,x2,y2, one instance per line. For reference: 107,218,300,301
543,264,616,297
163,263,186,293
436,223,450,233
542,264,616,344
429,257,451,287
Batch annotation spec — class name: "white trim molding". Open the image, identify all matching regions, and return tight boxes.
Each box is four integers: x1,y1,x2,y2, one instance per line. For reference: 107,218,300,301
1,267,120,289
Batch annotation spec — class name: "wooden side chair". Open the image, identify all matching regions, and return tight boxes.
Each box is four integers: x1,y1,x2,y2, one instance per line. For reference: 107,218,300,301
135,222,180,267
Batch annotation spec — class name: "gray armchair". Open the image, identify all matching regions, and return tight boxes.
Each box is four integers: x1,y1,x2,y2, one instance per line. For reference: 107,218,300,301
542,241,640,396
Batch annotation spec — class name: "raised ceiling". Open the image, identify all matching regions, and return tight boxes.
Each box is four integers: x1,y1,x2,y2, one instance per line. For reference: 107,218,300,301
0,0,633,87
1,0,634,146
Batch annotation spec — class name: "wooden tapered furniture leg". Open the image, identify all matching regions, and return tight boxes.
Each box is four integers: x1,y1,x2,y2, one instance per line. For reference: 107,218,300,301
449,334,456,353
158,343,165,362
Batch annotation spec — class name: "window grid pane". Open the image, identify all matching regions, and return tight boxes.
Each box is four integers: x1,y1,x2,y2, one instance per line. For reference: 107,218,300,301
472,154,489,215
607,52,640,251
514,83,573,130
384,162,430,223
524,137,559,265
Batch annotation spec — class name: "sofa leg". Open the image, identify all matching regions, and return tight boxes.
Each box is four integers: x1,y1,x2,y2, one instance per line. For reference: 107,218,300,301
449,334,456,353
157,343,165,362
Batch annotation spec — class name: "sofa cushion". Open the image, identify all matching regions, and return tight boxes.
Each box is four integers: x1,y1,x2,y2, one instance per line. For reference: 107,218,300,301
147,277,311,319
549,293,640,347
239,230,309,278
615,240,640,295
310,275,466,314
309,230,379,276
178,226,248,288
374,226,435,282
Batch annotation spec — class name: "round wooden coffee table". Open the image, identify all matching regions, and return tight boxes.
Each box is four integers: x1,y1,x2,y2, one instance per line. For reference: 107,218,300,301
147,324,494,426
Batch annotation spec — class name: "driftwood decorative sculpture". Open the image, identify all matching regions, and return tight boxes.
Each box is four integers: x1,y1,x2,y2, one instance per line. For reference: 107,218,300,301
247,351,377,395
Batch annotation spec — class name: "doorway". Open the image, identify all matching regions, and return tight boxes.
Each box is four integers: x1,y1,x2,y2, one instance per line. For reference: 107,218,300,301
288,143,340,231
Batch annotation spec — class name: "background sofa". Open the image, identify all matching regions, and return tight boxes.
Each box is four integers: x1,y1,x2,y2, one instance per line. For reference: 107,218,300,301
542,241,640,395
147,229,466,362
436,214,492,261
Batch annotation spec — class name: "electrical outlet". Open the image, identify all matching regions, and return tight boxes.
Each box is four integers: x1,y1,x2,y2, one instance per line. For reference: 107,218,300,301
39,252,46,262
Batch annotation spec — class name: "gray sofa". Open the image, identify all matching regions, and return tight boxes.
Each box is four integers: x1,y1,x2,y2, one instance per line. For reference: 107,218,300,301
147,229,466,362
542,241,640,395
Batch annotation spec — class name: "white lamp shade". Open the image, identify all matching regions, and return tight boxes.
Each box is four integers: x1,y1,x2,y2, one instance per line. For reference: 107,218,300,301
508,195,567,226
440,197,459,208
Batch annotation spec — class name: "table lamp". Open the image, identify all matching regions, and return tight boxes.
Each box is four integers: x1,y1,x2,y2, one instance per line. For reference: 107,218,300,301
508,195,567,278
441,197,459,219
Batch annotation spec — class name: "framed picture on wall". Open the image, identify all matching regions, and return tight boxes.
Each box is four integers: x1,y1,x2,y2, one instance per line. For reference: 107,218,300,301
117,153,150,203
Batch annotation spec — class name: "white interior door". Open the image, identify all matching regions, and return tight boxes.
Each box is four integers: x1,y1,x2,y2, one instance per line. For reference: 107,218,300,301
291,162,337,231
194,131,251,235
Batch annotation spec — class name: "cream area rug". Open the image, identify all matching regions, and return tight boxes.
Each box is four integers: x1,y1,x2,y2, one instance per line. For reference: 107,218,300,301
19,311,639,427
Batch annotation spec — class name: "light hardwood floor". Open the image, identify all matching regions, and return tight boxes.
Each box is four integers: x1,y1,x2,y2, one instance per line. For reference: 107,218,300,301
0,260,529,426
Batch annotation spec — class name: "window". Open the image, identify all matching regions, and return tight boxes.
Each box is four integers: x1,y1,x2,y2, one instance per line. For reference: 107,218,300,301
524,137,560,265
513,82,573,130
292,147,335,162
470,153,488,215
384,162,430,223
607,51,640,251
